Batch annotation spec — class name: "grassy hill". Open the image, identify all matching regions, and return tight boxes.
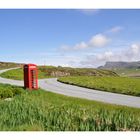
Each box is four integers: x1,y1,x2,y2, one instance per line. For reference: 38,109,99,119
39,66,118,76
0,65,118,80
0,61,23,70
98,61,140,77
112,68,140,77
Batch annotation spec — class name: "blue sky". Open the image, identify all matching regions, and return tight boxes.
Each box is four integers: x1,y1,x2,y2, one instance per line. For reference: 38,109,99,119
0,9,140,67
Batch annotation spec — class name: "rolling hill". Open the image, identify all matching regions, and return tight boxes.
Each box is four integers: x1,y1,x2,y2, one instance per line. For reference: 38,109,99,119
0,61,23,70
98,61,140,77
0,61,118,80
98,61,140,69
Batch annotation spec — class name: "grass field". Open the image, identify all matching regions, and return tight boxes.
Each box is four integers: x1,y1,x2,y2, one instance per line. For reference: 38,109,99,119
111,68,140,77
0,68,51,80
0,66,118,80
58,76,140,96
0,83,140,131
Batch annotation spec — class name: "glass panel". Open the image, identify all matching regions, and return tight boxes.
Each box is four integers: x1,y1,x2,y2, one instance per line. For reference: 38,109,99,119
31,70,36,88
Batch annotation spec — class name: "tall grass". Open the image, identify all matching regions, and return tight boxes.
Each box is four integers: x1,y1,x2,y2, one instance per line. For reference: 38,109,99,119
0,84,140,131
58,76,140,96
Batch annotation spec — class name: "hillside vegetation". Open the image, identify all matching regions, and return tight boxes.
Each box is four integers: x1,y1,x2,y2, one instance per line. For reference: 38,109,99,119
112,68,140,77
0,68,49,80
0,83,140,131
0,83,24,99
58,76,140,96
0,66,118,80
0,61,22,70
40,66,118,76
98,61,140,77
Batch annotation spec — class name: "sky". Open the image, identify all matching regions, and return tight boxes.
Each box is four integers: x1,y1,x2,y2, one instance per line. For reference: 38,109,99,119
0,9,140,67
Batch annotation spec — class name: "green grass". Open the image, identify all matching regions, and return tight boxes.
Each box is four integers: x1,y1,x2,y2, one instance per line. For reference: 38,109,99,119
40,66,118,77
58,76,140,96
0,68,52,80
0,68,24,80
0,66,118,80
0,83,24,99
112,68,140,77
1,83,140,131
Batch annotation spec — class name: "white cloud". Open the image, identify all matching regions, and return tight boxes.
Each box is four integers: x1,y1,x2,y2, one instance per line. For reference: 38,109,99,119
89,34,110,47
60,45,71,51
96,51,114,61
60,33,110,51
79,9,100,15
131,44,140,54
79,43,140,67
107,26,123,33
124,43,140,61
60,25,124,52
60,63,71,67
74,41,88,50
80,51,115,67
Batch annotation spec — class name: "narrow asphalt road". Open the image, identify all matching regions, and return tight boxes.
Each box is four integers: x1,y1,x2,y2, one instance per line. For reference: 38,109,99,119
0,68,140,108
0,67,23,86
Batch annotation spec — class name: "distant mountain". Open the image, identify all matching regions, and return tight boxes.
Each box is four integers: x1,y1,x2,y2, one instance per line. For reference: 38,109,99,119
98,61,140,69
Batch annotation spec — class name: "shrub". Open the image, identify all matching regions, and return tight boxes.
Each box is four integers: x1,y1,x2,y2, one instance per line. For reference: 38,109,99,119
12,87,25,96
0,88,14,99
0,84,25,99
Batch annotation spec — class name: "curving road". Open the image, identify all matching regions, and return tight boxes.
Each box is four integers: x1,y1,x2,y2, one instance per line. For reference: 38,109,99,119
0,68,140,108
0,68,23,86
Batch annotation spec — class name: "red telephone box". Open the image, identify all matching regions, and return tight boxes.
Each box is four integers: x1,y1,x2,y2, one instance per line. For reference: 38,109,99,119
24,64,38,90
